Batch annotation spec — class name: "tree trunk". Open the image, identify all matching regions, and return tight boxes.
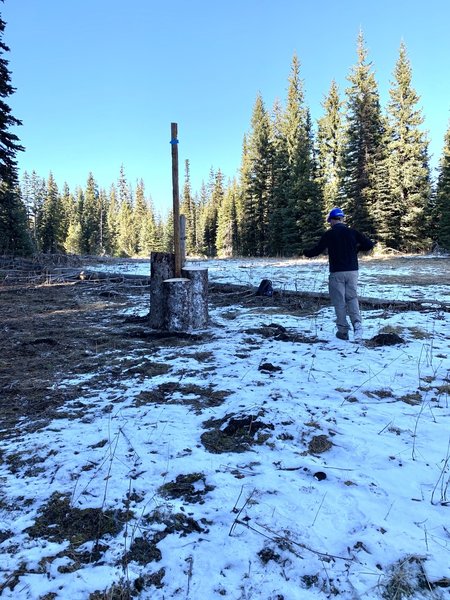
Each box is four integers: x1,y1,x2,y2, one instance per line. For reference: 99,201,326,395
149,252,175,328
163,277,192,332
181,266,208,328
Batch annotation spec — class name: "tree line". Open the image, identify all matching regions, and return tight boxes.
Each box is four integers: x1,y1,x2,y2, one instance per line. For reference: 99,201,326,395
1,19,450,256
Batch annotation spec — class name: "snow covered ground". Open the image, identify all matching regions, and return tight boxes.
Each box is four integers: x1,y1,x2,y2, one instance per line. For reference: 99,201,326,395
98,254,450,304
0,256,449,599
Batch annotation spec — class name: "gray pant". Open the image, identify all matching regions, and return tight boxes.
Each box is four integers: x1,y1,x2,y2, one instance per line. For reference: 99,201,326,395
328,271,361,333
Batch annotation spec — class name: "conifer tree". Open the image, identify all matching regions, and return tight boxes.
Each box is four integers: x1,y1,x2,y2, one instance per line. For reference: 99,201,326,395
139,207,158,254
60,182,76,249
162,209,174,252
38,173,63,253
20,170,45,243
240,93,273,256
64,190,83,254
118,197,134,256
195,181,209,256
433,122,450,251
117,166,135,256
153,215,166,252
317,80,344,216
0,7,23,185
134,179,158,255
201,168,223,257
180,159,196,255
385,42,431,252
134,179,148,254
339,32,385,236
268,98,291,255
282,56,323,253
216,180,239,257
81,173,101,254
106,185,120,256
0,7,32,254
98,188,109,254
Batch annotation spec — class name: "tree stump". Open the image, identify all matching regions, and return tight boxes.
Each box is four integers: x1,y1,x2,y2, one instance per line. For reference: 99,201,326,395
181,267,208,328
163,278,192,332
149,252,175,328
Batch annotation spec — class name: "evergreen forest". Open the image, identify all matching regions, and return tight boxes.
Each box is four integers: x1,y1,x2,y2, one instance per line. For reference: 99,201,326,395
1,14,450,257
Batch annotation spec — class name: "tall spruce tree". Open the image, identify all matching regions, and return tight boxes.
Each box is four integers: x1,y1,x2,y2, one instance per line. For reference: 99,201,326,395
62,183,82,254
216,180,239,257
240,93,273,256
180,159,196,256
317,80,344,217
281,54,323,254
0,6,32,254
59,182,75,246
339,32,385,237
117,166,135,256
106,185,120,256
201,168,223,257
433,122,450,251
134,179,148,255
268,98,291,255
38,173,63,253
385,42,431,252
81,173,101,254
0,7,22,185
195,181,208,256
21,170,45,244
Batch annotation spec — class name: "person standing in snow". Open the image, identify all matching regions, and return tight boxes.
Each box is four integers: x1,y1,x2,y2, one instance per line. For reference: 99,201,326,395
303,207,374,341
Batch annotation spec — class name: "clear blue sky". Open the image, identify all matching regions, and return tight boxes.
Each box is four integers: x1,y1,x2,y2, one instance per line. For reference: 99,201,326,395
3,0,450,215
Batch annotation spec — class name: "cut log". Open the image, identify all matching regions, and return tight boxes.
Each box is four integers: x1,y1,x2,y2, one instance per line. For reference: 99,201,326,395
181,267,208,328
163,277,192,332
149,252,175,328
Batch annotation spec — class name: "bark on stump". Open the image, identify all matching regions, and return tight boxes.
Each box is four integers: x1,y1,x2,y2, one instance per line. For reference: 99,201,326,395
181,267,209,328
149,252,175,328
163,278,192,332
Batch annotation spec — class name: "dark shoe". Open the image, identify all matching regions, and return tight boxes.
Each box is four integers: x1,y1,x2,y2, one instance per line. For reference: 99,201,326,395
336,331,349,341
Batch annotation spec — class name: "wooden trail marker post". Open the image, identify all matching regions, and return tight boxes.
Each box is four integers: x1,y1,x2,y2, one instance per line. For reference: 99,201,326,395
149,123,209,332
171,122,182,277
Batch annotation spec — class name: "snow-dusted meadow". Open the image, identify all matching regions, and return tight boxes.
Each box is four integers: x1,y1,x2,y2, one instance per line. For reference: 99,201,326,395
0,255,449,599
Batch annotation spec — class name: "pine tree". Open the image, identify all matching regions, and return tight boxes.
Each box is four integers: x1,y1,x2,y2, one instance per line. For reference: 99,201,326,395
134,179,148,255
81,173,101,254
195,181,209,256
118,197,134,256
240,93,273,256
38,173,63,253
201,168,223,257
180,159,196,255
20,170,45,243
339,32,385,237
317,80,344,216
139,207,158,255
0,8,32,254
133,179,158,255
162,209,174,253
281,55,323,253
0,8,23,185
106,185,120,256
98,188,108,254
216,180,239,257
0,181,32,254
63,184,84,254
433,122,450,251
385,42,431,252
116,166,135,256
268,98,291,256
60,182,76,248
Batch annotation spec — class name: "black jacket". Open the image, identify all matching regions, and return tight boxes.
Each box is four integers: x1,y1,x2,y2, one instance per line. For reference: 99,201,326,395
304,223,374,272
